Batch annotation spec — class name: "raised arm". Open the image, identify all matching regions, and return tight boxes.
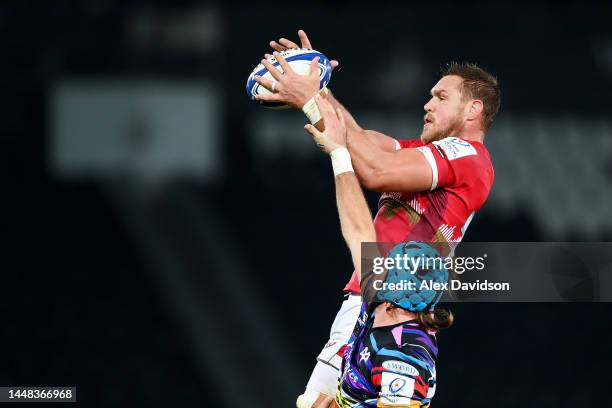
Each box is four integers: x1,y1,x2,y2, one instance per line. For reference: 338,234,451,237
303,95,376,281
334,171,376,280
255,46,431,192
347,129,434,192
257,30,400,152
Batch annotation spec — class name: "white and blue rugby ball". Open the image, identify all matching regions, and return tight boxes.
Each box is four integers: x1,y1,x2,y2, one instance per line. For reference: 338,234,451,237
246,48,332,109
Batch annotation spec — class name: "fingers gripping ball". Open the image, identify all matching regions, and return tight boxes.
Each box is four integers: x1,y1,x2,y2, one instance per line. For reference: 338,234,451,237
246,48,332,109
376,242,449,312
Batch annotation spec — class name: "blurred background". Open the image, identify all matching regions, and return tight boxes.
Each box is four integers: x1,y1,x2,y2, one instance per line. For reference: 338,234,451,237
3,1,612,406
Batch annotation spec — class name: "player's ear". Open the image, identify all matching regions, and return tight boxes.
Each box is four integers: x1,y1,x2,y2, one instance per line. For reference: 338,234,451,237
466,99,483,122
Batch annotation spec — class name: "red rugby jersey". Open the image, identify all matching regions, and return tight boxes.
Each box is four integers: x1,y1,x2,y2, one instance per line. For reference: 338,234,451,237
343,136,494,294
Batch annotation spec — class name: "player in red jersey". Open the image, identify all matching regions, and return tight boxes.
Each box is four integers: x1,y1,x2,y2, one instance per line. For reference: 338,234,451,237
254,31,500,408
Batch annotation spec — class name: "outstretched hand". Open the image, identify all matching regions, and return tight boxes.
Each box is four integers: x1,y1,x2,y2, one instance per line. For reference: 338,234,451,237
268,30,340,70
303,95,347,154
254,30,339,109
254,51,321,109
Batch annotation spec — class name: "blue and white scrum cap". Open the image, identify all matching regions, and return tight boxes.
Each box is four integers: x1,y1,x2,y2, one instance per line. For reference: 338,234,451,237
376,241,449,312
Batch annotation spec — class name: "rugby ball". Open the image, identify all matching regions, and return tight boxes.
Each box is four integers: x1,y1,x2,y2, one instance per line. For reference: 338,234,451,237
246,48,332,109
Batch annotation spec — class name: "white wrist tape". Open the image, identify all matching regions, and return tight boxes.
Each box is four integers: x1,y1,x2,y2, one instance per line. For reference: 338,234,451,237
330,147,354,176
301,88,329,124
302,96,321,124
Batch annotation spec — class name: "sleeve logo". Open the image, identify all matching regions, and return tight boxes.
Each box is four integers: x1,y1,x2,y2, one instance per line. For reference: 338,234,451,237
359,347,371,362
380,372,415,402
432,137,477,160
389,377,407,394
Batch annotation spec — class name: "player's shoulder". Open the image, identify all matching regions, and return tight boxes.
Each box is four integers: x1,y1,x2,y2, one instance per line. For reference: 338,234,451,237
397,321,438,356
375,321,438,360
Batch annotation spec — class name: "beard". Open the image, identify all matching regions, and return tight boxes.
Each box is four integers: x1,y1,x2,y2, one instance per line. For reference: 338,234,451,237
420,116,463,144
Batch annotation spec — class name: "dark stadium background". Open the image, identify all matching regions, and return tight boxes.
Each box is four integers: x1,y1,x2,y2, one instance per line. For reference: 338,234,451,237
2,1,612,406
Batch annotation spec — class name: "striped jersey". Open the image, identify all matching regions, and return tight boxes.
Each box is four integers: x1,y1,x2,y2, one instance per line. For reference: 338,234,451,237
336,302,438,407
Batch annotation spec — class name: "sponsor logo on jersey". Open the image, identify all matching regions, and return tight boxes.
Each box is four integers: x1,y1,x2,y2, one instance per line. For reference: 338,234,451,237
382,360,420,376
433,137,477,160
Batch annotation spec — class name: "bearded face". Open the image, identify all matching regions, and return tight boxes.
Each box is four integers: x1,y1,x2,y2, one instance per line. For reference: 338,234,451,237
421,107,464,143
420,75,467,144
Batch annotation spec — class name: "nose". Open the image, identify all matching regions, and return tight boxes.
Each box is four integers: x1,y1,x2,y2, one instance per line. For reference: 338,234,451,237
424,98,434,112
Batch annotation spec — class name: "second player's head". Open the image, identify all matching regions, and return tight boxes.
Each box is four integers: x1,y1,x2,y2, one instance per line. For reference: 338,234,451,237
421,62,500,143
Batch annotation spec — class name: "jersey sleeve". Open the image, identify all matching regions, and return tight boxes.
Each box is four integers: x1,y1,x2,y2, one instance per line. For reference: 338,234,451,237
398,139,424,149
415,137,482,190
371,345,436,407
